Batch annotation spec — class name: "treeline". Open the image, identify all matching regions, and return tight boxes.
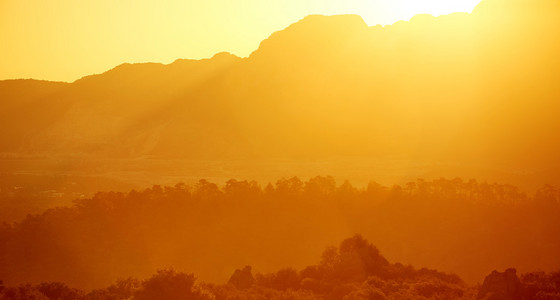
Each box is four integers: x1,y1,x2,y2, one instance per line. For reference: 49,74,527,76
0,177,559,288
0,173,134,223
1,235,559,299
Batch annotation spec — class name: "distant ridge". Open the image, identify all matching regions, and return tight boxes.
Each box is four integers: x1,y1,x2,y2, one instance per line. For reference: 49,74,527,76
0,0,559,172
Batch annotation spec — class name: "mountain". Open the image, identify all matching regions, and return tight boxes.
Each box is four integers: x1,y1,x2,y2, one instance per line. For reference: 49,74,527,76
1,0,560,186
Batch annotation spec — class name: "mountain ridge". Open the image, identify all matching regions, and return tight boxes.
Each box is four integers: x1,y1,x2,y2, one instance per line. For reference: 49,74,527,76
1,0,559,187
3,0,559,85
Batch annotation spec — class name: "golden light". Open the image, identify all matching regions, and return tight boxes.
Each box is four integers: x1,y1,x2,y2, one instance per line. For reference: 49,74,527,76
370,0,483,24
0,0,482,82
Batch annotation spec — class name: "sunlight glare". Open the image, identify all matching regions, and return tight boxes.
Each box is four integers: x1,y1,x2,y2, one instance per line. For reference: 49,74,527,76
360,0,482,25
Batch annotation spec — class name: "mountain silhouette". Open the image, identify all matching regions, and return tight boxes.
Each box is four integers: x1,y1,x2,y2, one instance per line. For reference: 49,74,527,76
1,0,559,181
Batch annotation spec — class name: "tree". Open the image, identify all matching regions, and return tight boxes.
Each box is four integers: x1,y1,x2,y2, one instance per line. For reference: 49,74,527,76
134,269,211,300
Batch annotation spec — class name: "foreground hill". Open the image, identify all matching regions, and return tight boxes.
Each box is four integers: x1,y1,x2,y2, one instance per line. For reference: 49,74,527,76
1,235,559,299
0,0,559,188
0,177,558,289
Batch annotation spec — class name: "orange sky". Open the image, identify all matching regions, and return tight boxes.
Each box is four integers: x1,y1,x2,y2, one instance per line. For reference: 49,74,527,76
0,0,481,82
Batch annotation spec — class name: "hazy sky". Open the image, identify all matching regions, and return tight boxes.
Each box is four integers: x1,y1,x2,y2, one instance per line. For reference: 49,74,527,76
0,0,481,82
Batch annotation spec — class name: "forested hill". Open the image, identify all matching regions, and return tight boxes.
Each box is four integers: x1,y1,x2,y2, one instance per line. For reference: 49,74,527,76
1,235,559,299
1,176,558,289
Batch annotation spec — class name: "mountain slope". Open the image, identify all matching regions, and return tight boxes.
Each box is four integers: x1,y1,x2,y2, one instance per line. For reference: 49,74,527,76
1,0,559,176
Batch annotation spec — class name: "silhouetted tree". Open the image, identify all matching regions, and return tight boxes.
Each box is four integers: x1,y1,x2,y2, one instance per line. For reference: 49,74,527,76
134,269,211,300
228,266,255,289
